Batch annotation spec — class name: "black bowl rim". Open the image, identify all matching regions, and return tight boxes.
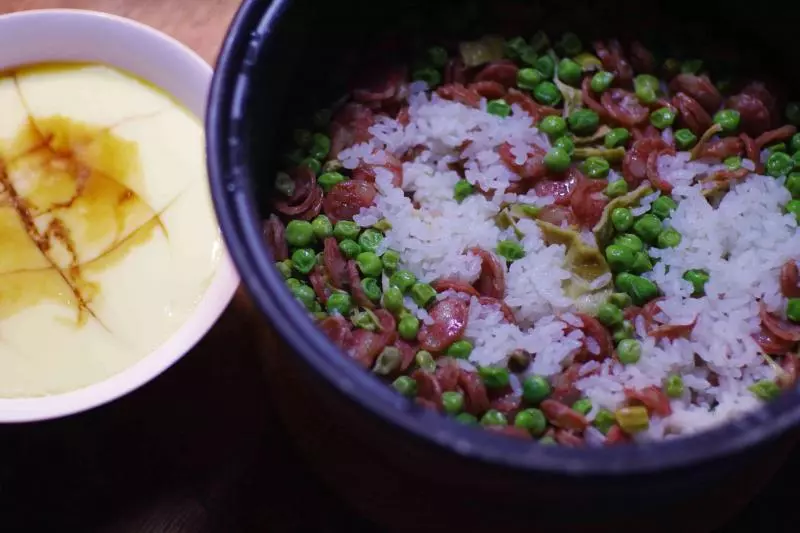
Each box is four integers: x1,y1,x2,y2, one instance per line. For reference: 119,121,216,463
206,0,800,476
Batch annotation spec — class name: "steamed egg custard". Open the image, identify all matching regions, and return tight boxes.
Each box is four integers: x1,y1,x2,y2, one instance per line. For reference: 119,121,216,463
0,64,221,397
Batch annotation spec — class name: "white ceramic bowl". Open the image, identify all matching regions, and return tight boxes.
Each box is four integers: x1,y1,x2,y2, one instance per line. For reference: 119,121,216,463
0,9,239,422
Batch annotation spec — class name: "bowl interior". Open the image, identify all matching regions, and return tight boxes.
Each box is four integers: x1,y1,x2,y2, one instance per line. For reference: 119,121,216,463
209,0,800,474
0,9,238,422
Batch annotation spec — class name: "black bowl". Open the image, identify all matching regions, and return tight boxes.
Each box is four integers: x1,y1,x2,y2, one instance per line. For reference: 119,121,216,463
207,1,800,530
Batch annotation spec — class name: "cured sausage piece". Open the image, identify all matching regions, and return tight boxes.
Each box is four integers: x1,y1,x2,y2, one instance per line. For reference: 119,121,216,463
323,237,348,289
473,60,519,88
412,369,443,409
347,260,375,309
760,302,800,342
581,77,610,118
646,147,677,194
594,40,633,85
469,247,506,299
554,429,584,447
536,204,579,227
570,178,609,228
673,92,712,135
432,278,481,297
505,88,560,123
623,138,668,187
417,297,469,352
468,80,506,99
478,296,516,324
739,133,762,172
534,166,584,206
781,260,800,298
752,325,795,355
625,386,672,417
322,180,378,223
540,399,589,431
263,214,288,261
629,41,655,73
669,74,722,114
318,315,353,348
436,83,482,108
458,369,491,415
754,125,798,150
329,103,375,159
497,142,548,183
485,426,533,440
696,137,743,160
727,93,771,137
602,89,649,127
309,266,330,304
352,65,407,106
573,313,614,362
352,153,404,188
550,363,583,405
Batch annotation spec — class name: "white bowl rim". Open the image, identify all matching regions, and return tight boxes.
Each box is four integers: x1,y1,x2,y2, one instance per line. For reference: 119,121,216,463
0,8,240,422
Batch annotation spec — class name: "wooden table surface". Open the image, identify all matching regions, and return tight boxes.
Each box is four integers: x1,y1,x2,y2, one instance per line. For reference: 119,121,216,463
0,1,796,532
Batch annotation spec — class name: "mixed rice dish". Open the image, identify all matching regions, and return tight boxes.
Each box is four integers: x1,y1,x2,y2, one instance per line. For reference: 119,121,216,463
264,31,800,446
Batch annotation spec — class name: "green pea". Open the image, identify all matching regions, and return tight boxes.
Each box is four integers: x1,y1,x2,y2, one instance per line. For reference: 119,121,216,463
633,74,659,104
517,67,546,90
393,375,417,397
597,302,624,326
767,143,787,155
356,252,383,278
311,215,333,239
787,298,800,323
615,272,637,293
786,102,800,126
611,207,634,232
415,350,436,372
633,213,663,243
786,199,800,223
791,133,800,153
446,340,473,359
285,220,314,247
534,54,555,78
568,109,600,135
514,408,546,436
442,391,465,414
372,218,392,232
556,32,582,56
326,292,352,315
609,292,632,309
593,409,616,434
487,99,512,118
544,147,571,172
480,409,508,426
538,115,568,138
455,412,479,425
787,173,800,198
522,375,551,404
748,379,780,401
617,338,642,364
361,277,382,302
713,109,740,134
793,152,800,168
557,58,582,86
293,128,312,148
275,260,293,279
351,310,376,330
572,398,592,415
650,107,676,129
382,286,404,313
664,375,684,398
390,270,417,292
322,159,343,174
614,233,644,253
358,229,384,253
291,284,316,310
275,171,295,197
512,46,535,68
497,240,525,261
373,346,401,375
313,108,332,129
454,179,473,203
479,366,510,388
605,244,635,272
651,196,678,219
301,157,321,175
605,180,628,198
766,152,794,177
674,128,698,150
554,135,575,155
410,282,437,308
682,269,710,296
318,171,346,192
605,127,630,148
590,71,614,93
504,36,528,60
529,31,550,54
338,239,361,259
291,248,316,274
309,133,331,160
539,436,558,445
612,320,635,343
534,81,561,106
681,59,703,74
398,314,420,340
427,46,448,67
628,276,659,305
583,156,610,179
286,278,302,290
333,220,360,241
657,228,682,248
631,252,654,274
382,250,400,273
412,67,442,87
